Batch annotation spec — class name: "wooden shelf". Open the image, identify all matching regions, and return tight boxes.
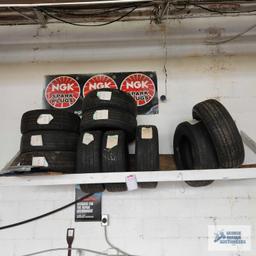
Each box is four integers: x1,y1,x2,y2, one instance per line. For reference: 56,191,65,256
1,154,255,187
0,168,256,187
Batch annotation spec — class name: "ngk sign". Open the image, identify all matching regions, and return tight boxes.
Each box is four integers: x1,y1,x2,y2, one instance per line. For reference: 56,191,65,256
45,76,80,109
83,75,117,97
44,72,158,115
120,73,156,106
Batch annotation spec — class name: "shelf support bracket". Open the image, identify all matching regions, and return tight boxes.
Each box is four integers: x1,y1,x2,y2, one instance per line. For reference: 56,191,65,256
241,130,256,154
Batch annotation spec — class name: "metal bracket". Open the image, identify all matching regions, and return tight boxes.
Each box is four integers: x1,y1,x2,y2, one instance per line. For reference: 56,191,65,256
241,130,256,154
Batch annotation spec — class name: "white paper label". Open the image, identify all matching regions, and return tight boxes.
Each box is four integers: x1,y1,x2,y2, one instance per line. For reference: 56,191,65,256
106,135,118,149
82,133,94,145
208,225,251,251
68,229,74,237
30,135,43,146
97,91,112,101
126,175,138,191
37,114,53,125
187,119,200,125
141,127,153,139
93,110,109,120
32,157,48,167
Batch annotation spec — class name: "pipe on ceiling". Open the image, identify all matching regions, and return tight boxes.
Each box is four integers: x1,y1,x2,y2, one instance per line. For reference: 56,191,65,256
0,0,153,8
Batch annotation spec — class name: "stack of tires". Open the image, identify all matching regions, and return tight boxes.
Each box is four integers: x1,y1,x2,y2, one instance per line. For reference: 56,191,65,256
135,125,159,189
15,109,80,172
77,89,160,193
173,99,244,187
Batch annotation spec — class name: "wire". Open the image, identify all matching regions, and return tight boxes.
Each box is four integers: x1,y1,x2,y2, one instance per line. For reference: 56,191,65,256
161,1,169,100
47,6,134,17
192,4,223,14
22,226,141,256
176,3,256,45
44,3,152,17
38,6,138,27
171,2,256,15
104,226,138,256
22,247,120,256
104,226,127,255
192,3,256,14
19,210,140,256
0,193,93,230
206,23,256,45
9,7,38,23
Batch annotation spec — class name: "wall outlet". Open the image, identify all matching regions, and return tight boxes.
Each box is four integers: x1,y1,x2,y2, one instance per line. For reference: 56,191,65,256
101,214,109,226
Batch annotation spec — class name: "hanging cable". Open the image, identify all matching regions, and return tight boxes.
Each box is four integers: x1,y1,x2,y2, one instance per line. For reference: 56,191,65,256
9,7,38,23
170,2,256,15
22,225,140,256
206,23,256,45
103,226,139,256
192,3,256,14
160,1,170,102
192,4,224,14
0,193,93,230
21,247,120,256
43,2,152,17
38,6,138,27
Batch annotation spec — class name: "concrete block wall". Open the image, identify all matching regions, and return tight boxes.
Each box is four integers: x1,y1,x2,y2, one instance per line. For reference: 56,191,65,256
0,55,255,255
0,181,256,256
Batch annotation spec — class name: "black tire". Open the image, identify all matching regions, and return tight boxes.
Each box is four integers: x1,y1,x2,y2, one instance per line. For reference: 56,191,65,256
12,151,76,173
102,130,128,192
21,109,80,134
192,99,244,168
135,125,159,189
20,131,79,153
80,183,104,194
81,108,137,141
82,89,137,116
77,131,104,193
173,121,219,187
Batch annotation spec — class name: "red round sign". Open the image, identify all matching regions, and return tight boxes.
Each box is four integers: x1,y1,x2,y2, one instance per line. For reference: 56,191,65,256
45,76,81,109
83,74,118,97
120,73,156,106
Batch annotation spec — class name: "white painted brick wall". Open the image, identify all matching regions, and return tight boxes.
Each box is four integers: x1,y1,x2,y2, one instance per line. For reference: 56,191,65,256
0,182,256,255
0,54,255,256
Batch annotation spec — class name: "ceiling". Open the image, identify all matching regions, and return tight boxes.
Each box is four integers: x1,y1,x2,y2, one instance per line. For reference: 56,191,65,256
0,0,256,26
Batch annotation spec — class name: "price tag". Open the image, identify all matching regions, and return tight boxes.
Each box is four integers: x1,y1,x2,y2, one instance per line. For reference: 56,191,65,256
37,114,53,125
125,175,138,191
93,110,109,120
106,135,118,149
97,91,112,101
32,157,48,167
141,127,153,139
82,133,94,145
30,135,43,146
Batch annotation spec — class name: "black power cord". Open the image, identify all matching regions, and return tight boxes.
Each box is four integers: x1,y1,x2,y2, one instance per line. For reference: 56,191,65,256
39,6,138,27
0,193,93,230
66,228,75,256
192,3,256,14
44,3,152,17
